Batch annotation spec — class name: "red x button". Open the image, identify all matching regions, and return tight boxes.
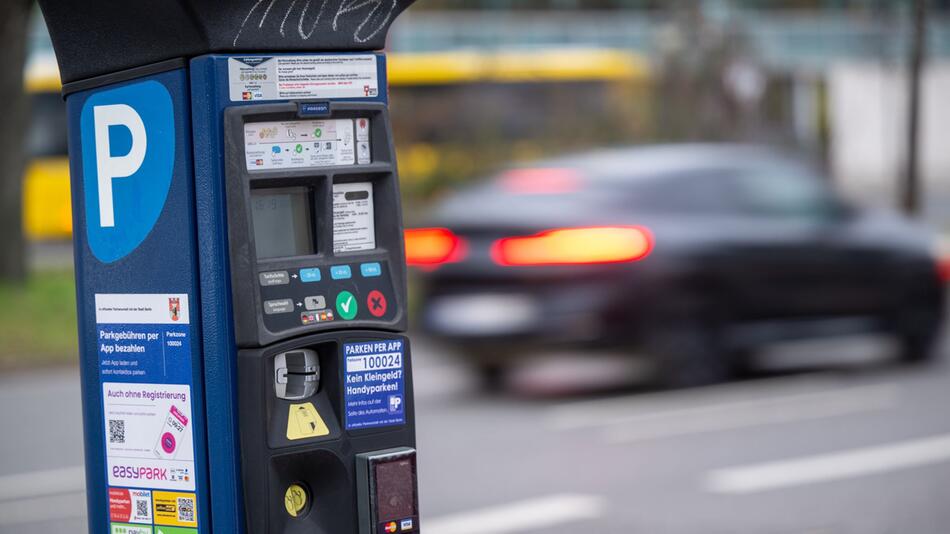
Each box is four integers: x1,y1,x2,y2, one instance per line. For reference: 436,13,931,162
367,290,387,317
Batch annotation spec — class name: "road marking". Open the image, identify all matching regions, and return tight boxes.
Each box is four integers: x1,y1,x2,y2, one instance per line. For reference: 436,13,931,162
706,433,950,494
0,491,87,526
425,494,605,534
0,465,85,502
604,384,897,443
549,376,895,430
548,380,898,443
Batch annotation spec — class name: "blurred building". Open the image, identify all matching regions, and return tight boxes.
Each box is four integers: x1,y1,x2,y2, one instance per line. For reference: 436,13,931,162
21,1,950,237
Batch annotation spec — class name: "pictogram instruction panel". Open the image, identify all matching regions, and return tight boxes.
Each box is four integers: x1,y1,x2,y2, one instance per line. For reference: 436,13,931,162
244,118,371,170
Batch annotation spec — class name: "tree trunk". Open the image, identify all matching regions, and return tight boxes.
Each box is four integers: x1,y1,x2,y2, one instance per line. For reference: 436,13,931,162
0,1,34,282
903,0,927,215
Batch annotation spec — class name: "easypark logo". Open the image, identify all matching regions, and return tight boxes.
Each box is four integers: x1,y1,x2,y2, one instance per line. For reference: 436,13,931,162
112,465,168,481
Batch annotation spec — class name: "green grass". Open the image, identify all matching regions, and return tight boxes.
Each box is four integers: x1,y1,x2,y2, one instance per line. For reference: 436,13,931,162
0,269,78,369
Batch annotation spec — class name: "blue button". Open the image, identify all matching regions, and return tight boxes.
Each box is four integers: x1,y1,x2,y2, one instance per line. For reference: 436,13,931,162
330,265,352,280
299,268,321,283
360,262,382,277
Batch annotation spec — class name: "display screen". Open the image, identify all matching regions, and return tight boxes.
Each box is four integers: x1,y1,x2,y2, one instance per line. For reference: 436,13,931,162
375,457,417,522
250,188,314,259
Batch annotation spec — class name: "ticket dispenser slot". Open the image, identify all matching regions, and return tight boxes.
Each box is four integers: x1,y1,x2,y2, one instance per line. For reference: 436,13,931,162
229,100,417,534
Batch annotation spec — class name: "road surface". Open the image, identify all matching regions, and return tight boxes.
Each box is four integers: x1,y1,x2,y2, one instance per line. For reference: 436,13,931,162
1,334,949,533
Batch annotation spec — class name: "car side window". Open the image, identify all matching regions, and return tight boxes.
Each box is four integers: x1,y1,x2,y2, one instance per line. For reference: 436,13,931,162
732,164,839,221
625,171,738,214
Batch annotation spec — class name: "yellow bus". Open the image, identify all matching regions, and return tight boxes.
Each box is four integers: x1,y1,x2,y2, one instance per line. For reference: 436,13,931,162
23,55,71,240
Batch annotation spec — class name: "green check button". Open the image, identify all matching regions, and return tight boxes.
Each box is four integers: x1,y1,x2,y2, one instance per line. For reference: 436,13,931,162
335,291,357,320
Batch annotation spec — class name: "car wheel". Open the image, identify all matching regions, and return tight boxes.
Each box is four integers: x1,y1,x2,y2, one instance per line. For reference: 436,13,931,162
650,316,734,389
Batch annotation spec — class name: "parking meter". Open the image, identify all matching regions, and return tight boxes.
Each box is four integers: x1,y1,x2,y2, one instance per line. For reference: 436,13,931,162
38,2,418,533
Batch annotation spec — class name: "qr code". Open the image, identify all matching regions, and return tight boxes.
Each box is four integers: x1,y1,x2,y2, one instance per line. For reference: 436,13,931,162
178,496,195,523
136,499,149,518
108,419,125,443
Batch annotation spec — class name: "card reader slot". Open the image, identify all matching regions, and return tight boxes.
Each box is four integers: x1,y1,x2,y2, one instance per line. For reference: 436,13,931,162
274,349,320,400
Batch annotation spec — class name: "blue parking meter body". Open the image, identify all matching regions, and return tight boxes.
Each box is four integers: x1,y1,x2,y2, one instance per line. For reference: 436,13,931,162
39,2,419,533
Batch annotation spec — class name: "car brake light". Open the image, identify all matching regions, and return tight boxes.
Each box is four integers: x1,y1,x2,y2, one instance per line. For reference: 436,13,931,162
404,228,467,266
491,226,653,266
939,258,950,284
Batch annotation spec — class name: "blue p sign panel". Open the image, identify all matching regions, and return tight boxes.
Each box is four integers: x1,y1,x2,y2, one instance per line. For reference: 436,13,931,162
80,80,175,263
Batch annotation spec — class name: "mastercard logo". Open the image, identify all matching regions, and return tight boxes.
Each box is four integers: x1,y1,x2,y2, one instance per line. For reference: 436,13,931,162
384,522,398,533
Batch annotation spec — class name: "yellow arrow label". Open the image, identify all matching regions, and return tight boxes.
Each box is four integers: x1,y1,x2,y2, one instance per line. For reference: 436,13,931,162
286,402,330,440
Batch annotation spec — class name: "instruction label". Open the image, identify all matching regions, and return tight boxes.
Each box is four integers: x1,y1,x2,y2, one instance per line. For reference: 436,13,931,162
109,488,153,524
153,491,198,528
343,340,406,430
286,402,330,441
333,182,375,253
228,55,379,102
244,119,358,170
96,294,199,527
102,383,195,491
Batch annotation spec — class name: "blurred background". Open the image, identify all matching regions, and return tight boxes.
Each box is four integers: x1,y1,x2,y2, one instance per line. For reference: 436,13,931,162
4,0,950,532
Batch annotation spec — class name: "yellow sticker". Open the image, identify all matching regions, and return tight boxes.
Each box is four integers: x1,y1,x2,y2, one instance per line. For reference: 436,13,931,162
152,491,198,528
286,402,330,440
284,483,309,518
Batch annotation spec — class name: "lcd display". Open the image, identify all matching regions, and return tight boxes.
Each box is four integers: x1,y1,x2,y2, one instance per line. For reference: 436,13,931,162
250,188,314,259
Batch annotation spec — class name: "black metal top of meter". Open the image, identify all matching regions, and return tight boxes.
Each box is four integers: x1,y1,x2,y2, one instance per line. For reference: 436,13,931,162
37,0,416,84
224,101,408,348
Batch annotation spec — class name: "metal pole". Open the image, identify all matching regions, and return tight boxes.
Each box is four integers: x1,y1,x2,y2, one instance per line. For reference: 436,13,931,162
903,0,927,214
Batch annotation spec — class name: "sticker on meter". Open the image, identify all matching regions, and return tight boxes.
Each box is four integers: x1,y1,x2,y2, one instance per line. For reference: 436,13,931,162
333,182,376,253
95,294,198,493
244,119,356,170
343,340,406,430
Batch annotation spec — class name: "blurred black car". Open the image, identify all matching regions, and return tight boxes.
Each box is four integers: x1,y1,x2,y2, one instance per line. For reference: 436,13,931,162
407,144,945,387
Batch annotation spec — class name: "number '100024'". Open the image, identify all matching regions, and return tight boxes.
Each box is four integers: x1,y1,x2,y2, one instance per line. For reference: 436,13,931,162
358,353,401,371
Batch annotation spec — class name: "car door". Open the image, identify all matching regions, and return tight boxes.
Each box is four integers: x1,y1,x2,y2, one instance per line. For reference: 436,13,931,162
725,162,856,323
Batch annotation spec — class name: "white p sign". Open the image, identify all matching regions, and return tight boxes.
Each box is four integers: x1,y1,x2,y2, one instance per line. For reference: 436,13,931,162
93,104,147,228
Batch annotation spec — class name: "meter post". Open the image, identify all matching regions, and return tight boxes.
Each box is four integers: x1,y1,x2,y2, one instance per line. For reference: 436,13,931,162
37,2,420,533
